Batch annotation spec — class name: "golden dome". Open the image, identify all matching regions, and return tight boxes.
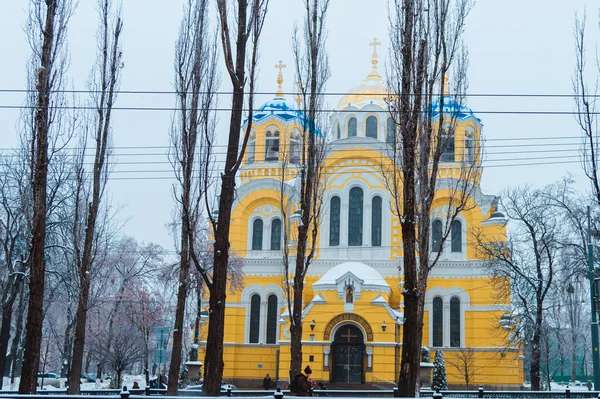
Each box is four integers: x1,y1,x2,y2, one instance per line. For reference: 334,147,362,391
337,37,388,110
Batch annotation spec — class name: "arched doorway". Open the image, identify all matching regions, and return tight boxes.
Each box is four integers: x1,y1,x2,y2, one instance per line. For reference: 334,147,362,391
331,324,364,383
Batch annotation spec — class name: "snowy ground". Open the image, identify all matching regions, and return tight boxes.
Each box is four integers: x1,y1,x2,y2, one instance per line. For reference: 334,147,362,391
2,374,148,391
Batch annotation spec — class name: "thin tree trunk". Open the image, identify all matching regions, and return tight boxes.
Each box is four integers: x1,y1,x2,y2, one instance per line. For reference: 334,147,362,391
10,287,26,385
0,277,23,388
68,2,121,392
19,0,57,392
530,304,543,390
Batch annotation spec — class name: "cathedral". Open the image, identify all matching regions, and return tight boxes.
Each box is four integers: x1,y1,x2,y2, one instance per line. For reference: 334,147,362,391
196,41,523,389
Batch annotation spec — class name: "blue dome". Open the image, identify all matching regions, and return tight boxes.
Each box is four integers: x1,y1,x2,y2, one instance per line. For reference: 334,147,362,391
253,97,303,121
430,96,480,122
251,97,322,136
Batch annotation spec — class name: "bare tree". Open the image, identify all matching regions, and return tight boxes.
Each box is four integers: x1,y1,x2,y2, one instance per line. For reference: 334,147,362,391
20,0,74,393
67,0,123,392
278,0,330,379
446,347,481,388
167,0,218,394
202,0,269,395
475,185,563,390
0,150,30,386
386,0,474,395
573,12,600,207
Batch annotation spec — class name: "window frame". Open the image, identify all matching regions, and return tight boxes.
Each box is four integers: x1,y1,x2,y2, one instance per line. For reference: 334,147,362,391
252,218,263,250
348,187,364,246
366,115,378,139
270,218,282,251
348,117,357,137
266,294,278,344
432,297,444,347
371,196,382,247
329,196,341,246
249,294,261,343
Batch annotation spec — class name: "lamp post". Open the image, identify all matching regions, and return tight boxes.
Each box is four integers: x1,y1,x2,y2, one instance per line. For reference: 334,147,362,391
586,206,600,390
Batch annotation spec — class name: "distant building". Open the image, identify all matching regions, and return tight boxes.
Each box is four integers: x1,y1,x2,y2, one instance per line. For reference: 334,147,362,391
196,42,522,389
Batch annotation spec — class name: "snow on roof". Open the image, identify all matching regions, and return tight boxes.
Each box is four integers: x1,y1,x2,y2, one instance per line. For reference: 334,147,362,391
312,261,389,290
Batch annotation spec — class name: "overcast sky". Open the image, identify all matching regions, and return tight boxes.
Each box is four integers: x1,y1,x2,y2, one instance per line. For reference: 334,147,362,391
0,0,598,250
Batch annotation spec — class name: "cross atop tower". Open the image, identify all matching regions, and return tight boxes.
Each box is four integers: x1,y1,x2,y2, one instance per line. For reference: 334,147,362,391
275,60,286,98
369,37,382,73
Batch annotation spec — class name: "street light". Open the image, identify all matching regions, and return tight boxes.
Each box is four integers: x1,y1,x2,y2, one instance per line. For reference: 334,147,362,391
381,321,387,332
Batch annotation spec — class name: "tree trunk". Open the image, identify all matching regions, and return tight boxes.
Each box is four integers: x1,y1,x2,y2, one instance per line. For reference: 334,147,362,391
0,279,23,388
204,24,247,396
530,304,543,391
10,287,26,385
68,3,121,392
19,0,57,392
167,226,190,395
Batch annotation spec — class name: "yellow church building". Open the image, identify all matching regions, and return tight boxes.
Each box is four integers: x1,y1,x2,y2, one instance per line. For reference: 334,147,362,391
196,44,523,390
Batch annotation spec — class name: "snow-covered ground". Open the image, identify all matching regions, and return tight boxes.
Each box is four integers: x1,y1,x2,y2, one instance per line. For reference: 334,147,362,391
2,374,148,391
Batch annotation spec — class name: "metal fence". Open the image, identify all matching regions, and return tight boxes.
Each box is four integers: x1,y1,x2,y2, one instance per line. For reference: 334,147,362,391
0,387,598,399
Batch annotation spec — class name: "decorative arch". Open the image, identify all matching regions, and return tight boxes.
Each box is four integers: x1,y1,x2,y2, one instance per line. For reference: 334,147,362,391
323,313,373,342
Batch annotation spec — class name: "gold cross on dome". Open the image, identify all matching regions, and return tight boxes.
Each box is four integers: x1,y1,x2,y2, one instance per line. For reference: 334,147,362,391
275,60,286,97
275,60,286,74
369,37,381,58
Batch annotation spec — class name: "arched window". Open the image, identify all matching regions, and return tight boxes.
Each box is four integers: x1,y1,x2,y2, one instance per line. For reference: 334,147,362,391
266,294,278,344
252,219,263,250
450,297,461,347
247,139,255,164
290,138,301,164
432,297,443,347
348,117,357,137
432,220,442,252
271,218,282,251
465,127,475,163
265,127,280,162
441,124,455,162
371,196,382,247
348,187,364,246
249,294,261,343
386,117,395,144
451,220,462,253
366,116,378,139
330,196,341,246
337,123,341,140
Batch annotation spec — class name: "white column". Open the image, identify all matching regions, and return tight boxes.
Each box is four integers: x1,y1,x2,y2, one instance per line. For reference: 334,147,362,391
364,200,372,248
366,349,373,368
340,200,349,246
443,303,450,347
323,350,330,368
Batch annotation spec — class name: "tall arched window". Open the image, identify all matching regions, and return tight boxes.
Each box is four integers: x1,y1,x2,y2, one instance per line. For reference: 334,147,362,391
266,294,278,344
432,219,442,252
371,196,382,247
451,220,462,253
290,137,301,164
271,218,282,250
450,297,461,347
247,139,255,164
366,116,378,139
348,187,364,246
465,127,475,163
386,117,395,144
441,124,455,162
265,127,280,162
249,294,261,343
252,219,263,250
432,297,443,347
348,117,357,137
337,123,341,140
330,196,341,246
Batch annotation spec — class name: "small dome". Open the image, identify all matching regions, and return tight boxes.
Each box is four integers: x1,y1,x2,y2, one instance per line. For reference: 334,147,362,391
430,96,480,122
313,261,389,290
253,97,302,122
490,211,506,219
337,72,388,110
